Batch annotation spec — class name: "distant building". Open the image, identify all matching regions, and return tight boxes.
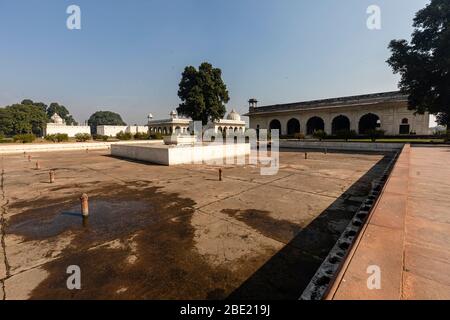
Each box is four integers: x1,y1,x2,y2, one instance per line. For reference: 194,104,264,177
147,111,191,135
44,113,91,137
204,109,246,134
96,125,148,137
148,110,246,135
244,91,430,136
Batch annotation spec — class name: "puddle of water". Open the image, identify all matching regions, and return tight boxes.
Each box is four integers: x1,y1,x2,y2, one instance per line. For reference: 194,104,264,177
8,183,252,299
7,185,194,245
8,200,153,241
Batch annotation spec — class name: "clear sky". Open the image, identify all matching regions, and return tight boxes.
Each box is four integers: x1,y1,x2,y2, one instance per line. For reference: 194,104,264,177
0,0,432,125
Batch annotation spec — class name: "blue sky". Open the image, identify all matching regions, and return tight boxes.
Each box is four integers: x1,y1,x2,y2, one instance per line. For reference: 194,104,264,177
0,0,431,125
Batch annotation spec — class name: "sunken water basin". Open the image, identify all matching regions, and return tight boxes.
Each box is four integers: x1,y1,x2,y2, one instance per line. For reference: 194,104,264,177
111,142,251,165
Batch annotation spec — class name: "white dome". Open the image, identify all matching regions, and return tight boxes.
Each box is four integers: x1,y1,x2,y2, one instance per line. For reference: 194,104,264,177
170,110,178,119
50,113,64,124
226,109,241,121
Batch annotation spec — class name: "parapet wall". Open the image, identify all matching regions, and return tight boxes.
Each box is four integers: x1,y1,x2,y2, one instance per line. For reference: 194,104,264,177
44,124,91,137
0,140,163,155
97,125,149,137
111,143,251,166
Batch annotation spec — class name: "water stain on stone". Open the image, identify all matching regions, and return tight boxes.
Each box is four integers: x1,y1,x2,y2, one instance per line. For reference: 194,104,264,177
8,182,250,299
222,209,302,244
8,199,154,241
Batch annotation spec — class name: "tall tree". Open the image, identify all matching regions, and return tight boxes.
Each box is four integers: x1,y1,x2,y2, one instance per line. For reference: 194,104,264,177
177,62,229,125
21,99,48,113
0,104,48,136
387,0,450,129
88,111,126,134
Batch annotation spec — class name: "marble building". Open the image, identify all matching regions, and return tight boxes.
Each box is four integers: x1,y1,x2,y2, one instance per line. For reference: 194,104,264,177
44,113,91,137
148,109,246,135
244,91,430,136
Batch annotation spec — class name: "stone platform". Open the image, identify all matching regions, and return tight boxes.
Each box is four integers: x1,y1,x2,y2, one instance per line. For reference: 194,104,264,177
0,148,389,299
327,145,450,300
111,142,251,165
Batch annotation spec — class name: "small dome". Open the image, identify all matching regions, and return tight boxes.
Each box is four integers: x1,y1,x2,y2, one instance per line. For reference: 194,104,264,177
170,110,178,119
227,109,241,121
148,113,153,120
50,113,64,124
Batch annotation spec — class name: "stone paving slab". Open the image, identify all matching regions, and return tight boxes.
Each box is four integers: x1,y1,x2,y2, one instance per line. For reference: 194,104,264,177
332,223,404,300
0,250,6,280
330,145,450,300
404,243,450,287
0,149,389,299
403,272,450,300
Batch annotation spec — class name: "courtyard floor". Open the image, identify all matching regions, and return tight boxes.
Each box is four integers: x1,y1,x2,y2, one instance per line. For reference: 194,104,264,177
0,148,392,299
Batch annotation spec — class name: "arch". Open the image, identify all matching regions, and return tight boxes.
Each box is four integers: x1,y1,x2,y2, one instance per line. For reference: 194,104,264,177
359,113,380,134
234,127,238,132
218,126,223,133
332,115,351,134
175,126,181,134
306,116,325,135
287,118,300,136
269,119,282,133
399,118,410,134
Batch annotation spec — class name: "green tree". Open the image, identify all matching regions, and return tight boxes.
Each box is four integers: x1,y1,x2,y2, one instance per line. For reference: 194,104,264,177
88,111,126,134
21,99,34,105
21,99,47,113
47,102,77,125
387,0,450,129
177,62,230,125
0,104,48,136
0,108,14,135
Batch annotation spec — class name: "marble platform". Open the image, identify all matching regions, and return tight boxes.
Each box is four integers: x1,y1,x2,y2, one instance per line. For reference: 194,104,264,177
111,142,251,165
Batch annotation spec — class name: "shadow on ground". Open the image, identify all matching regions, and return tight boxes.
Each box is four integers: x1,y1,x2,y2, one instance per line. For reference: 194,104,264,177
227,153,393,300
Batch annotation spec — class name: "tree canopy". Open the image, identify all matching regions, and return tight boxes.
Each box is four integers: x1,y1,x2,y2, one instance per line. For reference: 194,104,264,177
0,104,48,136
387,0,450,127
88,111,126,134
0,99,79,136
21,99,48,113
177,62,229,125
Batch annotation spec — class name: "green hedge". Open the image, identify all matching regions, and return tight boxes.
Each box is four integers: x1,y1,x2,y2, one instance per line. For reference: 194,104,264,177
149,132,163,140
134,132,150,140
13,133,36,143
45,133,69,142
93,134,109,141
313,130,327,141
116,131,133,140
75,133,91,142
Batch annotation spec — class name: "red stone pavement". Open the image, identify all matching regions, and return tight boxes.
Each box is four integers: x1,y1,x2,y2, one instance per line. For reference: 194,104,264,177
328,145,450,300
